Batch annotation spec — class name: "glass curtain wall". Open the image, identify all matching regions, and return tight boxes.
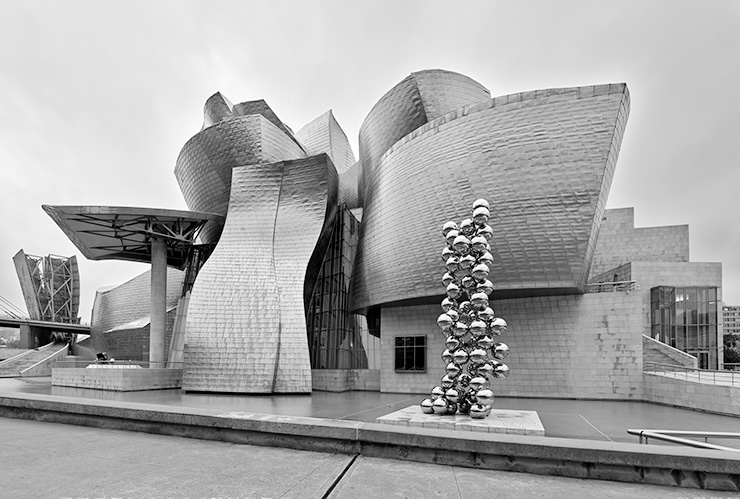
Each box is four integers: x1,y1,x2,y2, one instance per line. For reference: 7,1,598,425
651,286,719,369
307,206,370,369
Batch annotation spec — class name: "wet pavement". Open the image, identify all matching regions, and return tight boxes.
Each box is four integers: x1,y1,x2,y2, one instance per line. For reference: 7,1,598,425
4,376,740,448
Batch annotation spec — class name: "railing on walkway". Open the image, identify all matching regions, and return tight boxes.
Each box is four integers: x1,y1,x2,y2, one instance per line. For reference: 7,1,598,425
54,359,183,369
585,280,638,293
644,361,740,387
627,429,740,452
725,363,740,371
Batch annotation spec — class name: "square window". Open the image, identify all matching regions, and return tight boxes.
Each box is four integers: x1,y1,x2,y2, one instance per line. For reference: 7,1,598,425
394,336,427,372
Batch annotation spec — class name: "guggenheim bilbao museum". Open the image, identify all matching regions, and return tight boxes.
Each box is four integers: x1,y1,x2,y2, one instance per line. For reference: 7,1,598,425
44,69,723,398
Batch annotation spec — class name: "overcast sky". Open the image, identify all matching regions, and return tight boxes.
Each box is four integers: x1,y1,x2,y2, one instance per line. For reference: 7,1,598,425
0,0,738,323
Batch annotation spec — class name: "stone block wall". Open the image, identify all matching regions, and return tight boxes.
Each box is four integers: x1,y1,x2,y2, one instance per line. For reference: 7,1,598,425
590,208,689,277
644,373,740,416
52,368,183,391
380,293,644,399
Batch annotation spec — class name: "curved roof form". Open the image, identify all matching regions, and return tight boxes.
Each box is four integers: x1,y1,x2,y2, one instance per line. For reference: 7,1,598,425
350,84,631,312
357,70,491,204
42,205,224,270
296,110,356,173
175,94,307,243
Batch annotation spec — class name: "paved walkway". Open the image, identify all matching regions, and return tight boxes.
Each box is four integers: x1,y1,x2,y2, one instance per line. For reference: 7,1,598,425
6,377,740,447
3,417,738,499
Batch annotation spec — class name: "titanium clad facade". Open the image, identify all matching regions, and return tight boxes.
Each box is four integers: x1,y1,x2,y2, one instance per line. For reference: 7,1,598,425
351,84,631,311
296,110,357,173
357,70,490,204
174,102,306,244
183,154,338,393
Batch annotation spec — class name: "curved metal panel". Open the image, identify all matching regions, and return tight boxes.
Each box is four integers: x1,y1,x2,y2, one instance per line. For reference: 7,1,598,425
350,84,631,311
174,113,306,244
296,110,356,173
357,70,491,205
183,154,338,393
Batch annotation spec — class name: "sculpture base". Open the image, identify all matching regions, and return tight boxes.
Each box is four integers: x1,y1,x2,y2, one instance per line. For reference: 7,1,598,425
376,406,545,436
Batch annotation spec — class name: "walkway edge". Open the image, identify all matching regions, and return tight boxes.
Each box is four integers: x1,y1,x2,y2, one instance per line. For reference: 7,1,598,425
0,394,738,492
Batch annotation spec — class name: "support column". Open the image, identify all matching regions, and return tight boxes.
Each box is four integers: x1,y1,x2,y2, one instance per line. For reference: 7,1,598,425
150,237,167,367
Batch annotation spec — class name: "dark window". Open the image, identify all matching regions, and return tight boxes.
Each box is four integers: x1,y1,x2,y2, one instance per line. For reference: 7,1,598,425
395,336,427,372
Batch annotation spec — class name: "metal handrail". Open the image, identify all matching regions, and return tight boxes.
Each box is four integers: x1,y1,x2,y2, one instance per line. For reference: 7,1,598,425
644,361,740,386
585,280,638,293
627,429,740,452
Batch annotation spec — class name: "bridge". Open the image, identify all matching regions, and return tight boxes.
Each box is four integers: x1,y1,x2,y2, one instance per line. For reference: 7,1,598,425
0,295,89,348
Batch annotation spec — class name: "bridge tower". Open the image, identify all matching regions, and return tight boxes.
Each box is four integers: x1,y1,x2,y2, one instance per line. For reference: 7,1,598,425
12,250,80,324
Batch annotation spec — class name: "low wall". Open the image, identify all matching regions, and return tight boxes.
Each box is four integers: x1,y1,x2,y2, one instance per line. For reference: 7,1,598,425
643,335,697,369
643,373,740,416
312,369,380,392
52,368,182,391
0,395,738,492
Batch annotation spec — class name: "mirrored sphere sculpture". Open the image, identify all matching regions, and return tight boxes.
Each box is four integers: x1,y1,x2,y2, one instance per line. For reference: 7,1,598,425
422,199,511,420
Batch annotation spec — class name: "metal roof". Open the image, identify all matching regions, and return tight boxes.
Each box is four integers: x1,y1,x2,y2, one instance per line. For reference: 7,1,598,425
42,205,224,270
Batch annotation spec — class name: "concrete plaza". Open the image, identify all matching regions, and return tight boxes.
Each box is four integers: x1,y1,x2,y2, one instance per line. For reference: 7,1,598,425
1,377,740,497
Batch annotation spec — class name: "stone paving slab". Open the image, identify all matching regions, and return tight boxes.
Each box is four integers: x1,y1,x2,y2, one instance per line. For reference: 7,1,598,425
376,405,545,436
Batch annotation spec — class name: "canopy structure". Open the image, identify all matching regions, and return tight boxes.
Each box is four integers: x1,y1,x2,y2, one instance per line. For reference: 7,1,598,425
42,205,224,270
43,205,224,366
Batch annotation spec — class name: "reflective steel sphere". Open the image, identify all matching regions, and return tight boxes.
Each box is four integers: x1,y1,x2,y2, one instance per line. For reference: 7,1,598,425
441,374,456,389
479,251,494,266
461,275,476,289
447,309,459,322
469,320,487,336
459,218,474,235
431,386,445,399
432,397,448,414
469,348,487,364
442,221,458,236
493,343,510,359
441,247,454,262
493,363,510,379
473,199,490,210
476,363,494,378
445,336,460,351
445,257,461,273
479,307,495,321
441,349,453,364
469,376,487,391
470,235,487,252
458,373,472,387
445,388,460,403
477,336,494,350
460,254,476,270
445,362,461,377
476,389,495,406
470,292,489,310
490,317,507,335
477,279,494,296
473,206,490,225
420,398,435,414
452,349,469,365
445,402,459,415
469,403,488,419
445,282,461,298
452,322,469,338
471,263,490,281
441,297,455,312
442,272,454,287
445,229,459,246
453,235,471,253
437,313,453,331
478,225,494,241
